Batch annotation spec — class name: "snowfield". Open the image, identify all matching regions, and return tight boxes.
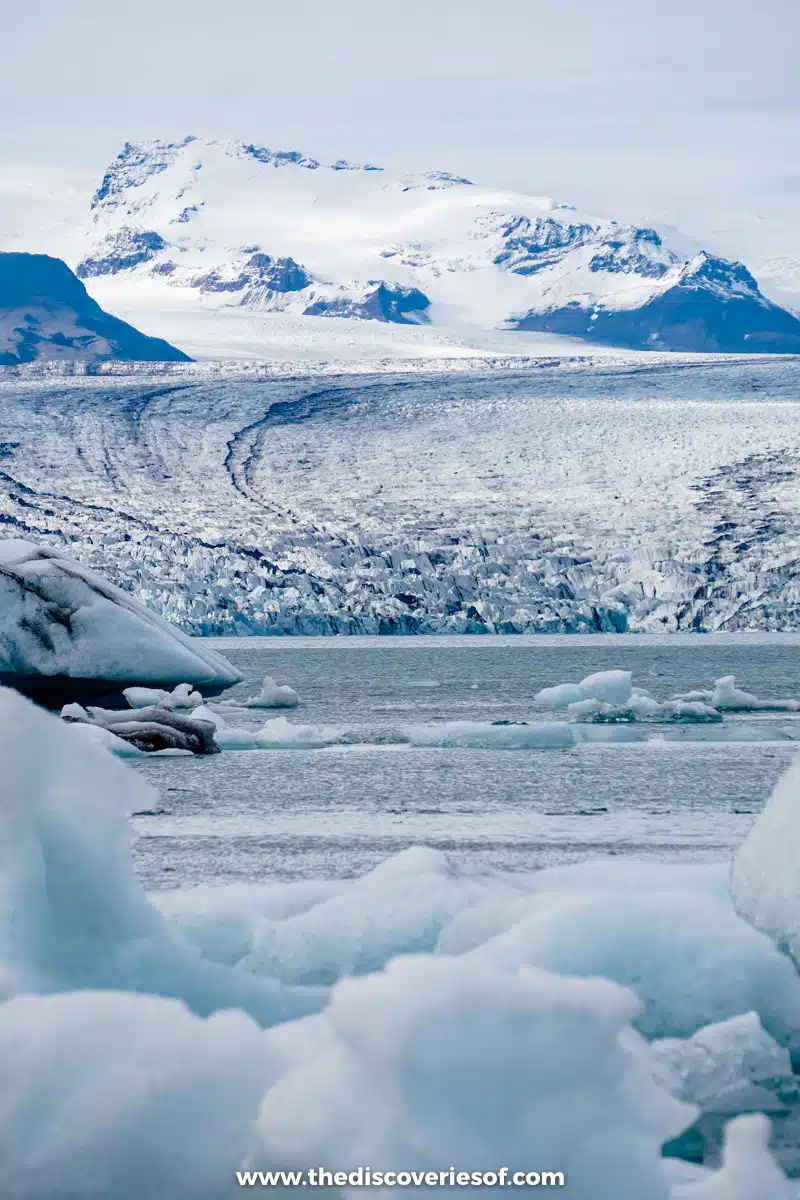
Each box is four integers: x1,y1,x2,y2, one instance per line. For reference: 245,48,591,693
1,682,799,1198
1,356,800,634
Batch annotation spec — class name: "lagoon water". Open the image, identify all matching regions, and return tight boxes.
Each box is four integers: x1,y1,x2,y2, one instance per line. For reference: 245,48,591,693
130,634,800,890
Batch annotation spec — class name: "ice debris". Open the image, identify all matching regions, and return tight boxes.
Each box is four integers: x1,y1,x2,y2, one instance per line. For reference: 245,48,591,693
536,670,722,723
0,685,795,1198
62,701,221,755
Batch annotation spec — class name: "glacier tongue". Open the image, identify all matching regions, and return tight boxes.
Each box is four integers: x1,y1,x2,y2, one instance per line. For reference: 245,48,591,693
1,359,800,635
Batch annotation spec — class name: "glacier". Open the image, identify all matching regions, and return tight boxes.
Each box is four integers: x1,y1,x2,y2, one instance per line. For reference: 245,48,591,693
2,357,800,635
1,683,798,1197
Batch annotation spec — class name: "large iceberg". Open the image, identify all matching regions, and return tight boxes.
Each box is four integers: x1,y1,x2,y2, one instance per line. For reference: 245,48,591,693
0,687,318,1024
0,540,241,705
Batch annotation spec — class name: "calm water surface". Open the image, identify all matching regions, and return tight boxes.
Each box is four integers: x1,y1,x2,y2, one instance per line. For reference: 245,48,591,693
131,634,800,889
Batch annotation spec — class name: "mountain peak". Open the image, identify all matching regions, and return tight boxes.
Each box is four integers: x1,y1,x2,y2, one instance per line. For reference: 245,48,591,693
76,135,800,355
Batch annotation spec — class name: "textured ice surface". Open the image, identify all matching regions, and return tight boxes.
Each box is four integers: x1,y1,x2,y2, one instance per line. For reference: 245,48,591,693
256,956,693,1200
732,755,800,971
0,687,793,1197
0,540,241,690
0,687,319,1023
0,991,274,1200
652,1013,795,1114
3,361,800,635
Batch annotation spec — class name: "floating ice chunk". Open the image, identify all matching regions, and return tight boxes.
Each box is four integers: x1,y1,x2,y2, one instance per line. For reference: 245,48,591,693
0,540,242,702
534,682,584,707
0,687,322,1025
239,675,300,708
467,882,800,1048
238,716,344,750
668,700,724,723
651,1012,794,1115
123,682,204,710
568,696,722,724
731,754,800,974
242,848,490,986
669,1113,792,1199
0,990,275,1200
64,719,156,758
191,705,342,750
255,954,694,1199
579,669,634,705
536,670,638,711
63,701,221,755
405,720,575,749
711,676,800,712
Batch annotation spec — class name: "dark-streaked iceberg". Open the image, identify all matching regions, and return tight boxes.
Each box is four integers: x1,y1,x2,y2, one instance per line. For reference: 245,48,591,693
0,540,241,706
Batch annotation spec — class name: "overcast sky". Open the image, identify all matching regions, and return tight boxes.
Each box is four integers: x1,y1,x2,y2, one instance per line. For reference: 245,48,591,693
1,0,798,240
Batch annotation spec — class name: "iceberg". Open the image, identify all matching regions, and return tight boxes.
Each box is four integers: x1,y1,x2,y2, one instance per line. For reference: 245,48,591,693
237,674,300,709
536,670,723,723
256,956,694,1199
709,676,800,713
0,540,241,706
731,754,800,973
535,670,636,707
0,991,274,1200
123,682,204,709
0,686,320,1024
62,701,221,755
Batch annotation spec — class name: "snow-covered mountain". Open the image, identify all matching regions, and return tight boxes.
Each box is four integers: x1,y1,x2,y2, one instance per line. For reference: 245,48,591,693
0,252,191,365
73,137,800,358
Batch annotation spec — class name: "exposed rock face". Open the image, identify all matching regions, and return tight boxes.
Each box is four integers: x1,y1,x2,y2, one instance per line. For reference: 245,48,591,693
512,253,800,353
0,540,241,708
0,252,191,365
303,283,431,324
76,229,168,279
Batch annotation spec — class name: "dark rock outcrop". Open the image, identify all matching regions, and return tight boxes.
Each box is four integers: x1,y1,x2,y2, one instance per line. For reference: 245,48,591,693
0,252,192,364
304,282,431,324
512,254,800,353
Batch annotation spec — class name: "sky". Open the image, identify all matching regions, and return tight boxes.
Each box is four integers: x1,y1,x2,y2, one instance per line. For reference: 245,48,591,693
1,0,798,256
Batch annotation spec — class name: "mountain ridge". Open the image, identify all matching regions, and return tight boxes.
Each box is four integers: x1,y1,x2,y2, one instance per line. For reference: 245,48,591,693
65,136,800,355
0,251,192,365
